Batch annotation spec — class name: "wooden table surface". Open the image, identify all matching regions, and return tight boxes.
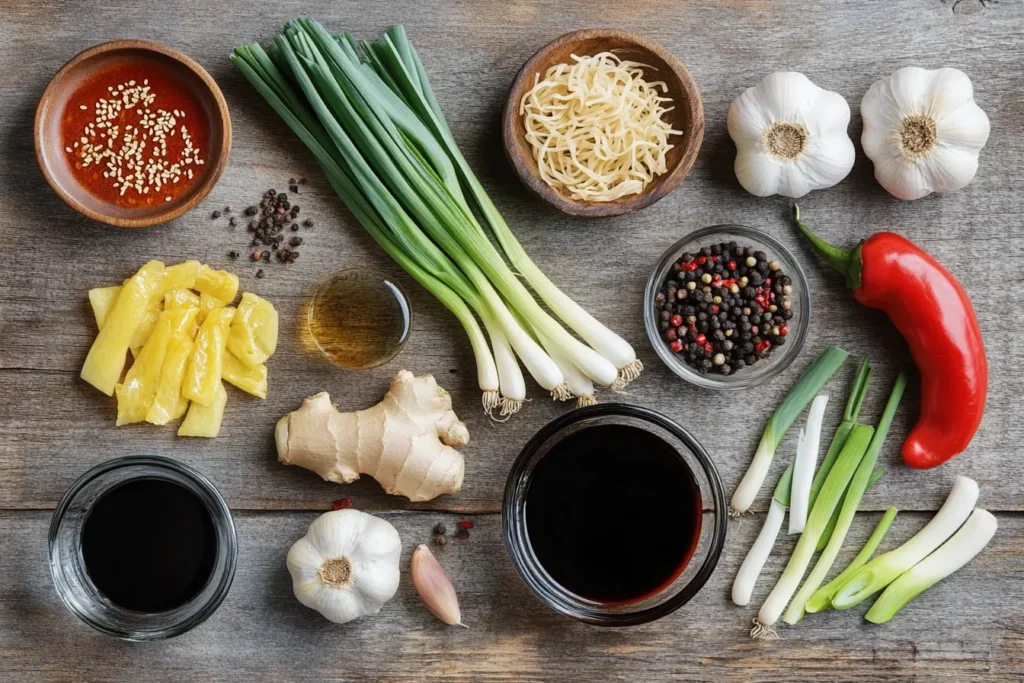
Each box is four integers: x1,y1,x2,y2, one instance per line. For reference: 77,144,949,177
2,0,1022,680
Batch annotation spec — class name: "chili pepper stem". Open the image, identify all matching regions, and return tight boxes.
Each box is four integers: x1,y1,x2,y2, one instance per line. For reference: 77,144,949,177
791,205,864,289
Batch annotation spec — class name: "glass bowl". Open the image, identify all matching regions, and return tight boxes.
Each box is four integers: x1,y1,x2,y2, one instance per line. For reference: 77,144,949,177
49,456,237,641
644,224,810,390
503,404,727,626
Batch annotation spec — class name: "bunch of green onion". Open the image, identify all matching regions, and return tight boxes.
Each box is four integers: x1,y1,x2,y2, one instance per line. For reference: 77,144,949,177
231,20,642,416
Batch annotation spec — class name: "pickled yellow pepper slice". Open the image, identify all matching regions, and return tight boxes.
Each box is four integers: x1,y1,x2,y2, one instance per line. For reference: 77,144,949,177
147,307,201,425
227,292,279,369
194,264,240,304
81,260,165,395
178,380,228,438
222,351,268,399
114,313,176,425
183,306,236,406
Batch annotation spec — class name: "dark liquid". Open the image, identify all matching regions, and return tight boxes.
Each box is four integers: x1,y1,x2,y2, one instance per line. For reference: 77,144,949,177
524,424,702,604
81,479,217,613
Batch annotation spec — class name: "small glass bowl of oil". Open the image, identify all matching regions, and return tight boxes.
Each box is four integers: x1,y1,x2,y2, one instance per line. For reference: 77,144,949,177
307,268,412,369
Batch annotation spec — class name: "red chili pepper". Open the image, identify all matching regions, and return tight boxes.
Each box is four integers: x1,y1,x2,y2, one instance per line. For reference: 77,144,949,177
794,206,986,469
331,497,353,510
669,339,683,353
695,333,707,345
670,314,683,327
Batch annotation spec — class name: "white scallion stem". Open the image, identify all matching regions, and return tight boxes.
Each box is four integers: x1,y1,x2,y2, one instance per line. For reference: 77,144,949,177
865,508,997,624
536,328,594,403
830,475,979,611
789,394,829,534
733,498,786,607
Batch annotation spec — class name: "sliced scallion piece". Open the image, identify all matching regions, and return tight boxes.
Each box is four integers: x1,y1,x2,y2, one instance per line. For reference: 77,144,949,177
783,372,908,624
751,423,873,637
830,475,980,610
865,508,997,624
731,347,848,516
805,506,897,614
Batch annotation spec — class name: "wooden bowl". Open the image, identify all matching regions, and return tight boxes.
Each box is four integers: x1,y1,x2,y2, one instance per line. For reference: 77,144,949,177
35,40,231,228
503,29,704,218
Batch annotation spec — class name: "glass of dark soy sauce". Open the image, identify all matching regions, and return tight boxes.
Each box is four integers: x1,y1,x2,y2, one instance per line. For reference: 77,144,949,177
503,404,728,626
49,456,237,640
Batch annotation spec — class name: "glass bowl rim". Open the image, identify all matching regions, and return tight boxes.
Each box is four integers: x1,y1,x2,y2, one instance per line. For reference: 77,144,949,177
502,403,728,626
643,223,811,390
48,455,238,640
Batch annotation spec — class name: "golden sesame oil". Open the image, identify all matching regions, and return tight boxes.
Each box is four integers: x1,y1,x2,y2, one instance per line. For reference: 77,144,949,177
307,268,411,369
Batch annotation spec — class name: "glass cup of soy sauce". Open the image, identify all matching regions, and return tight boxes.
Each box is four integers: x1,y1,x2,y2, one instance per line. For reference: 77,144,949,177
49,456,237,640
503,404,728,626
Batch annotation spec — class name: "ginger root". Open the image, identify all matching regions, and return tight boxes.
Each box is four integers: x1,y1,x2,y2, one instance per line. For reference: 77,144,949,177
276,370,468,502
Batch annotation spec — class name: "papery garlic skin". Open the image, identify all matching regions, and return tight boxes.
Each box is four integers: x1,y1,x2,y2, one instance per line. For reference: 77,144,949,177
728,72,855,198
287,509,401,624
861,66,990,200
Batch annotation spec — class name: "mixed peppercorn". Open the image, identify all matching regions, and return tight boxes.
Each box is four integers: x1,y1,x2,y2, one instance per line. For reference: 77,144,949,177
654,241,794,375
218,178,314,275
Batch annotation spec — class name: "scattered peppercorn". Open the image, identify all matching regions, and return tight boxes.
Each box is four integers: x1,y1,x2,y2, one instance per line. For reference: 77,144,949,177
435,534,448,546
434,523,447,535
456,519,474,530
255,269,265,279
211,210,221,219
228,250,240,259
654,240,794,375
331,497,352,510
226,181,317,276
455,528,470,540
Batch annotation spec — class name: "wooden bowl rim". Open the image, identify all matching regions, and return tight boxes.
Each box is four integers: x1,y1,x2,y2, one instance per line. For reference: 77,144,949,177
34,39,232,229
503,28,704,218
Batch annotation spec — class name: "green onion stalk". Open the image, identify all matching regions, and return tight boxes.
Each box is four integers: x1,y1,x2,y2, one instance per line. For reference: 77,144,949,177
232,19,641,418
805,506,897,614
751,423,874,638
783,371,908,624
730,347,848,516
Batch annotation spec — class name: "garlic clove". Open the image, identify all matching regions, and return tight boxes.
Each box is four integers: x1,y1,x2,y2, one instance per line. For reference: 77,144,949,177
937,103,990,151
410,543,464,626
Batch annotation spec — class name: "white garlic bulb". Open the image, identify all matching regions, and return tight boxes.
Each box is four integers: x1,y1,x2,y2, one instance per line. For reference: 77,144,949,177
728,72,855,198
286,509,401,624
861,66,990,200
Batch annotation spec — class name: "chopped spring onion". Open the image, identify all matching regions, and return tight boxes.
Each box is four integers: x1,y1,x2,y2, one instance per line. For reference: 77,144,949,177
732,466,793,607
751,423,873,637
231,20,638,416
830,475,980,610
788,394,829,534
783,372,907,624
809,357,872,523
731,346,848,516
865,508,997,624
806,506,898,614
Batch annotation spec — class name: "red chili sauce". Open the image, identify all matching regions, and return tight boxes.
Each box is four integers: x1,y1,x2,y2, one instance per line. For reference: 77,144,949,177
60,60,208,207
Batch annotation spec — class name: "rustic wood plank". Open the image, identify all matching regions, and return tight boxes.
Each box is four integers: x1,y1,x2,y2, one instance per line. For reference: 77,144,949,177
2,510,1021,681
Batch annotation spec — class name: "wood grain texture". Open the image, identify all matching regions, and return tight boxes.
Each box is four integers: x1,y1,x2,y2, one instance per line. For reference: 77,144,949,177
2,510,1021,681
1,0,1023,679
